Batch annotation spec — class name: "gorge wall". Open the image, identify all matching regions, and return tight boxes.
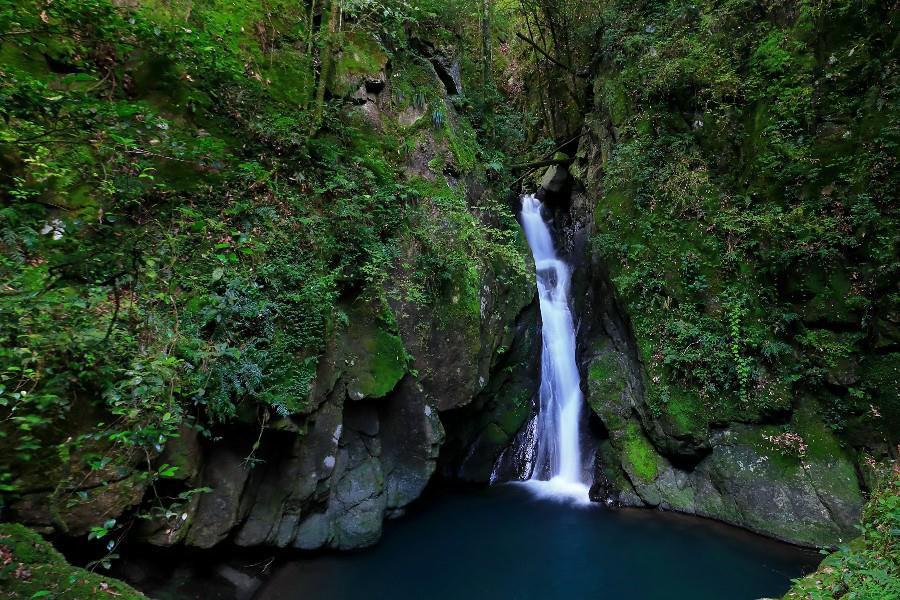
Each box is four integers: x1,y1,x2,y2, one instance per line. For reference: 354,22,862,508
522,0,898,548
1,0,540,553
2,0,897,570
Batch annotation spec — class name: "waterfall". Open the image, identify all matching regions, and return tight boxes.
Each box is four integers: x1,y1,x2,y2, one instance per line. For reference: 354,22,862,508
517,194,590,503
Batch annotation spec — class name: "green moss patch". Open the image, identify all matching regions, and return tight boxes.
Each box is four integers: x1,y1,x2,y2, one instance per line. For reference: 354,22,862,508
662,387,708,439
329,34,389,98
587,352,627,416
341,304,409,400
620,421,660,483
0,523,145,599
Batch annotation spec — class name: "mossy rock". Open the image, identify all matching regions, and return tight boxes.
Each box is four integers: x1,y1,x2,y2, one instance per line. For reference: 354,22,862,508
340,303,409,400
0,523,146,599
617,421,661,483
598,79,630,126
329,33,389,98
586,352,627,415
713,413,863,545
659,386,709,442
595,440,642,504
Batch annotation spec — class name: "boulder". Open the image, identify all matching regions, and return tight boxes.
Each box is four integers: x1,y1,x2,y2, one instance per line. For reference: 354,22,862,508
184,445,251,549
540,163,570,195
380,378,445,512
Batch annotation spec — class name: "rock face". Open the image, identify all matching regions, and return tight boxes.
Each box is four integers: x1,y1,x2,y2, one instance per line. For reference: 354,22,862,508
557,140,866,547
5,31,537,553
132,243,534,551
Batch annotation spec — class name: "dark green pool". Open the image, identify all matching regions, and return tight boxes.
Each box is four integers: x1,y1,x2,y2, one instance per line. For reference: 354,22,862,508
253,484,818,600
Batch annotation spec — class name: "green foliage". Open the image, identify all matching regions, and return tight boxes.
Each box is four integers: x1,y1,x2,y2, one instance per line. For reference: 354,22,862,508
0,0,529,521
587,0,898,434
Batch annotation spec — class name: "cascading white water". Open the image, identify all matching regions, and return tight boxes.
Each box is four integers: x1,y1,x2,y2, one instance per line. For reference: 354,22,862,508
518,194,591,503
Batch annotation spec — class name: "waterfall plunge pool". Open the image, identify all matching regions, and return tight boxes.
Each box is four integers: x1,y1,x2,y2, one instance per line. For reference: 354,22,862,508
128,483,819,600
121,197,818,599
253,484,818,600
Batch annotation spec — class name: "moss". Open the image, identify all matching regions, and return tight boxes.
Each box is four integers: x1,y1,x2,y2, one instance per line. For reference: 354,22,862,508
480,422,510,447
493,386,531,437
662,387,708,439
455,263,483,322
620,421,659,482
341,302,409,400
598,440,637,493
738,424,801,473
262,48,315,105
388,58,440,112
360,328,408,397
587,353,626,414
329,33,389,98
444,117,479,171
0,523,145,599
600,79,629,126
793,401,846,462
859,353,900,441
347,327,408,400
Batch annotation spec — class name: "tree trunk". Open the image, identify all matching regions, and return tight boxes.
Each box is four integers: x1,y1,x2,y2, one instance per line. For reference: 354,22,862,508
481,0,492,87
310,0,339,136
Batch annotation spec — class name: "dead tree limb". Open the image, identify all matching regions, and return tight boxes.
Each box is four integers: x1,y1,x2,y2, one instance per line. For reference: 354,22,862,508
515,32,584,77
509,157,574,171
508,131,588,189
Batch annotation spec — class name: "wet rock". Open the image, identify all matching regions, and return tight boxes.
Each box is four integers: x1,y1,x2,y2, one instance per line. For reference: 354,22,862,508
430,51,462,96
185,446,251,549
232,396,344,547
539,163,570,196
380,379,444,512
328,429,386,549
293,512,331,550
440,299,539,482
215,565,262,600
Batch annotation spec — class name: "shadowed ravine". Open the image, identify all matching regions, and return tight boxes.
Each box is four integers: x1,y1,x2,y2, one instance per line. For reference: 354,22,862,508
246,197,818,600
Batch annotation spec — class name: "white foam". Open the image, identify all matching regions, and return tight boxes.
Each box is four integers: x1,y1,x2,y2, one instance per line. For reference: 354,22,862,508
513,477,592,506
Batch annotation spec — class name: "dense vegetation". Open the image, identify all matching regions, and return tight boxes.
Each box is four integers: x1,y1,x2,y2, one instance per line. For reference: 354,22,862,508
575,0,899,452
1,0,897,597
0,0,537,540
